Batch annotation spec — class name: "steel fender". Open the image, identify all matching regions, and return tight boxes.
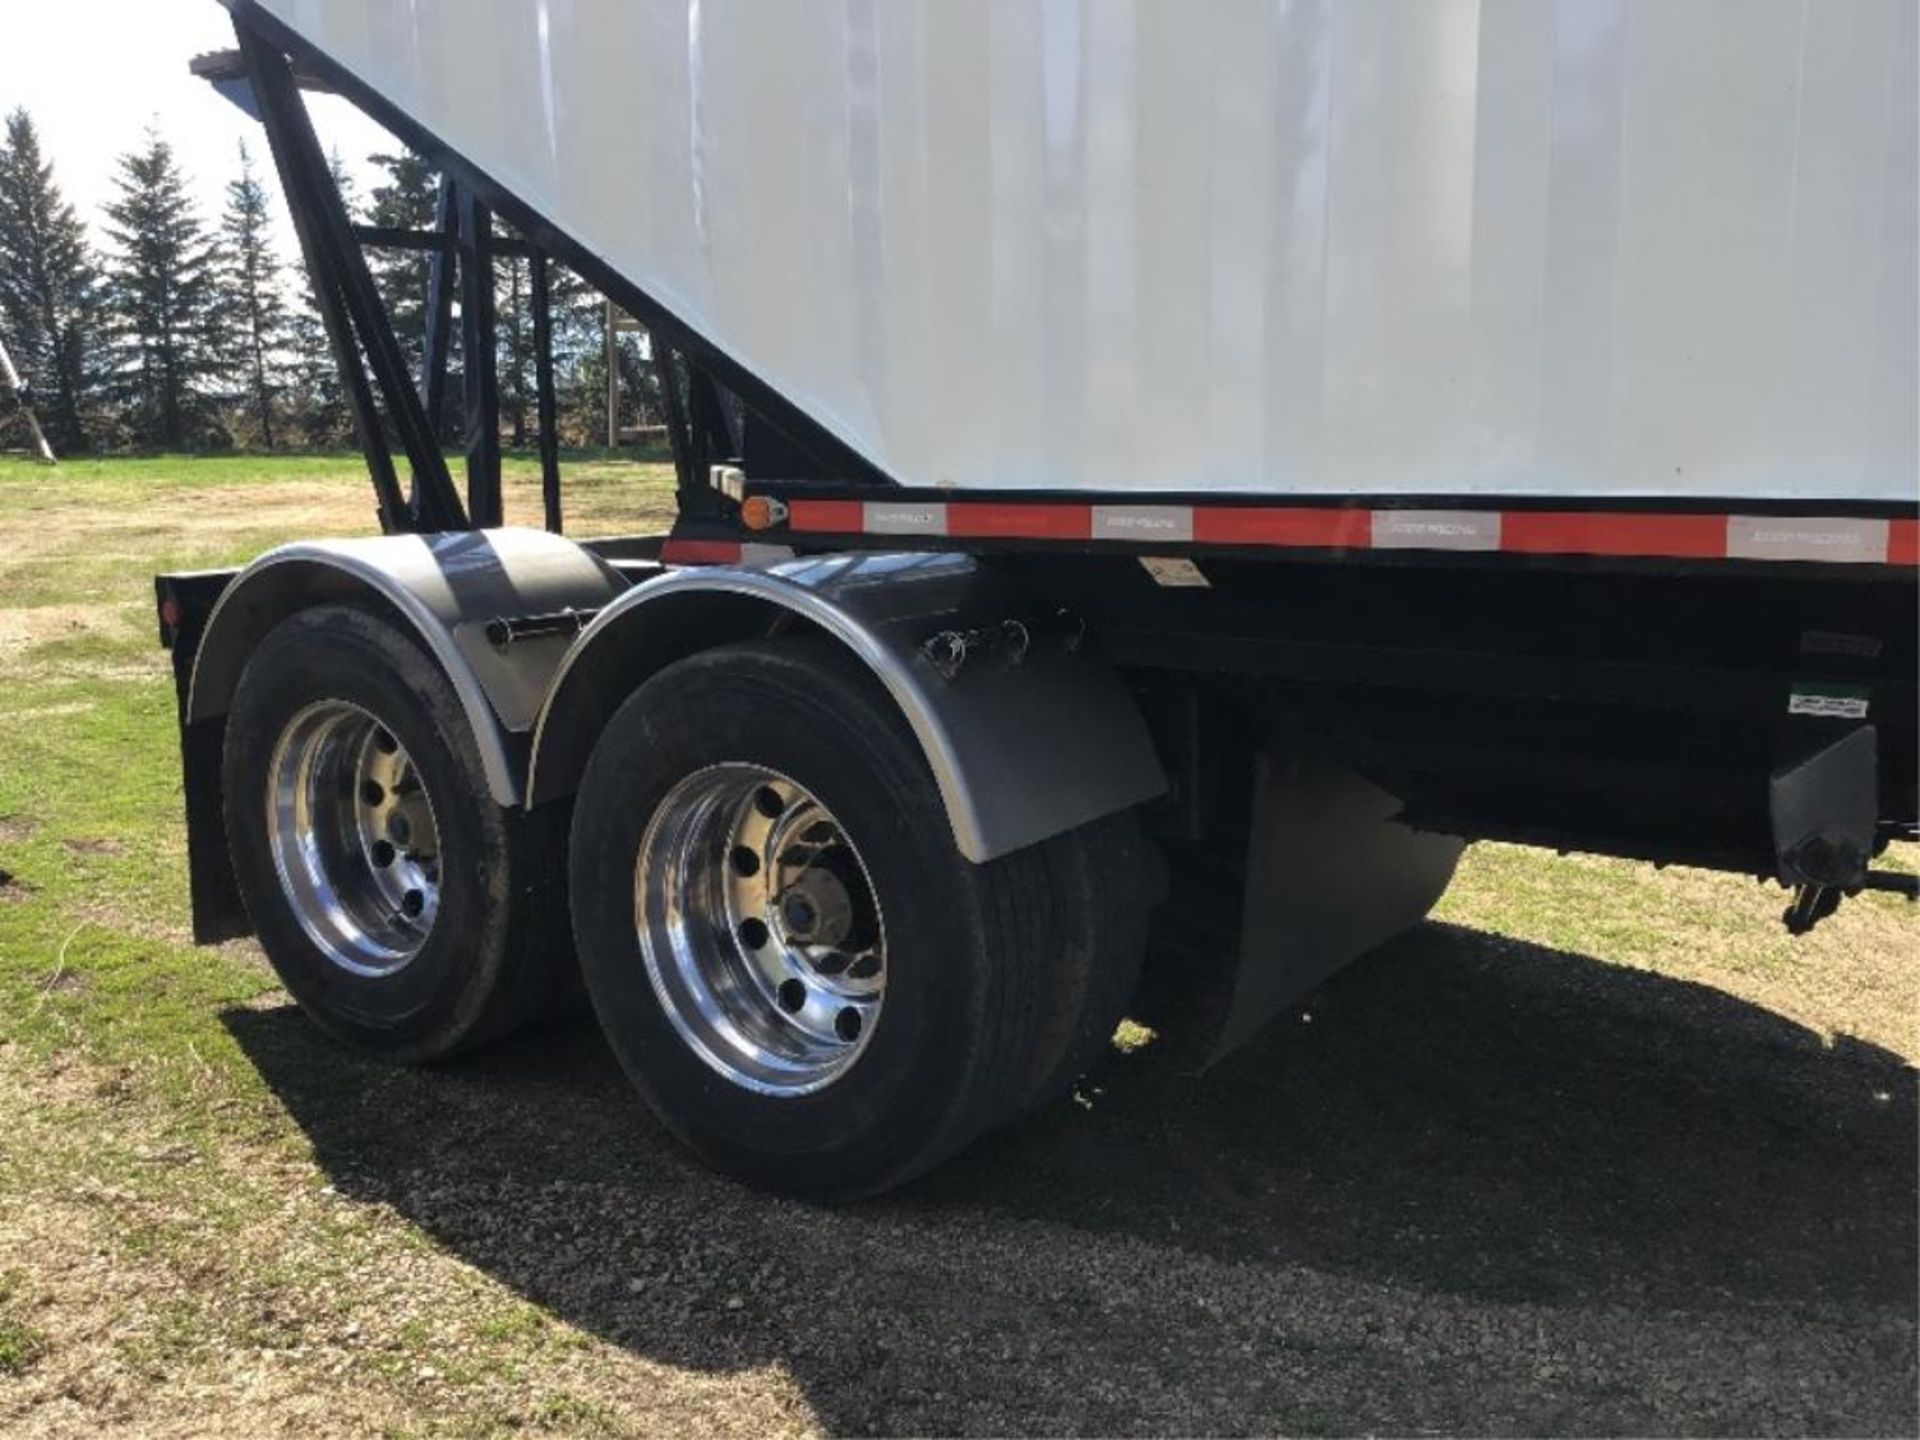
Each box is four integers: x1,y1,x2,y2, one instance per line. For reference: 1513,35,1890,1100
188,528,627,806
528,552,1168,862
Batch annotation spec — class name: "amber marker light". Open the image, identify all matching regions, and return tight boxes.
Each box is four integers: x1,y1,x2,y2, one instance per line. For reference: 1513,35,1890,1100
740,495,789,531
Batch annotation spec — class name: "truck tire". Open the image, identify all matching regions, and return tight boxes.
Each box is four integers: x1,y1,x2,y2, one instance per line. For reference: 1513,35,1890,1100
568,637,1072,1199
1013,811,1163,1113
222,605,572,1063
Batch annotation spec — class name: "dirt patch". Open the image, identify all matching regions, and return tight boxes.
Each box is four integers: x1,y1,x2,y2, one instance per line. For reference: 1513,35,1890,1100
0,703,95,723
0,604,125,653
0,868,33,902
0,816,35,844
59,839,124,858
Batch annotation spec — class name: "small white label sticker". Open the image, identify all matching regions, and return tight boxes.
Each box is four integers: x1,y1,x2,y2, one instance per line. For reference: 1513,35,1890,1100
1139,556,1210,588
1371,509,1501,551
1729,516,1889,565
1094,505,1194,543
1788,690,1870,720
864,501,949,536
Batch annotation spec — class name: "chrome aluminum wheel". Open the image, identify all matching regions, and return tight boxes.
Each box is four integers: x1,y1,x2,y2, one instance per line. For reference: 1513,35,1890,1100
635,764,886,1096
265,700,442,977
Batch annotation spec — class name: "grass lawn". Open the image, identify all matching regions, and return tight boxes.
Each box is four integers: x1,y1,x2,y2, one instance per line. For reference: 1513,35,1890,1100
0,453,1913,1437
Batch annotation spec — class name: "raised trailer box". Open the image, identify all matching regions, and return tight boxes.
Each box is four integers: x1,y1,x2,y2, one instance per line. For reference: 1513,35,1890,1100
246,0,1914,513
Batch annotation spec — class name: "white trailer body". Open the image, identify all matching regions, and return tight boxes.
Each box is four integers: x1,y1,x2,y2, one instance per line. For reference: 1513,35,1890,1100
253,0,1913,504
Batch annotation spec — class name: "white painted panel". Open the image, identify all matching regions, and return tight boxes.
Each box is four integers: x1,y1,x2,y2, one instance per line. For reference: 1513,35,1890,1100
246,0,1918,503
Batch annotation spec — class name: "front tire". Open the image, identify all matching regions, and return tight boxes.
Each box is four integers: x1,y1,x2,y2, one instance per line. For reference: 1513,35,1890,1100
222,605,571,1063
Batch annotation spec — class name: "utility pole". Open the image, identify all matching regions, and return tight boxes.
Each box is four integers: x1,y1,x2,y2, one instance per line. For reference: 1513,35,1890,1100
0,335,57,465
605,297,618,449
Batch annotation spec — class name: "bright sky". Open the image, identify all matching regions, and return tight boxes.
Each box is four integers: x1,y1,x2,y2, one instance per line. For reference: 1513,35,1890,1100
0,0,392,252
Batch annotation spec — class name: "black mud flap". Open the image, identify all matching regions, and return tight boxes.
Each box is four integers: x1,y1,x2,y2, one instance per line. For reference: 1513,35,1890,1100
1771,725,1877,935
1213,749,1465,1060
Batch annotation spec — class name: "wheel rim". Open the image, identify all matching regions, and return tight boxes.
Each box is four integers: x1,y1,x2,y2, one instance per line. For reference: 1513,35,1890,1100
265,700,442,977
635,764,886,1096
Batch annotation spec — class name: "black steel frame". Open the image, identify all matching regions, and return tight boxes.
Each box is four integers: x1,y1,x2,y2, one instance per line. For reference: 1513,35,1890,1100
222,0,888,540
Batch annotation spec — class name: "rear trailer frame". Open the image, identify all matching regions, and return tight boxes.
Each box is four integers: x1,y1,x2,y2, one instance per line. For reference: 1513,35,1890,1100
154,3,1917,1194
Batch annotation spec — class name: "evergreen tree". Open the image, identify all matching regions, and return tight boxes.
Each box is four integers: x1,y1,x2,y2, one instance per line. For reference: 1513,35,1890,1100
216,139,291,448
363,149,439,373
498,243,532,447
102,130,224,448
0,108,104,452
498,254,605,449
286,149,356,447
565,317,662,447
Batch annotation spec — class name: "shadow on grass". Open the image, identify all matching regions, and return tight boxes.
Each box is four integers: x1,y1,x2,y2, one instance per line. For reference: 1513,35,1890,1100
223,921,1917,1433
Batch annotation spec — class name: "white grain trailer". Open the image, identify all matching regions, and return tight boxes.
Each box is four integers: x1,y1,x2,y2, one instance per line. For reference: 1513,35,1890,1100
161,0,1918,1197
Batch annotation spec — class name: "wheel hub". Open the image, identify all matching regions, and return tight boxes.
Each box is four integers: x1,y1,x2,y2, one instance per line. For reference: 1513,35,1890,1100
634,764,887,1095
265,700,442,977
775,868,852,947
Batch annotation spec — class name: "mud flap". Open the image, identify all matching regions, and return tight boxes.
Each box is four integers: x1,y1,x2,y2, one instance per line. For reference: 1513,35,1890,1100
1212,750,1465,1060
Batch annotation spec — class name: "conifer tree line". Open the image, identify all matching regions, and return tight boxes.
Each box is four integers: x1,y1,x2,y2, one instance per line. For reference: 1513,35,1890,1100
0,106,652,455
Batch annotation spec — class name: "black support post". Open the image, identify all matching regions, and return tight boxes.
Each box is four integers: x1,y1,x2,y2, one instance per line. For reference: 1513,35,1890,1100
530,252,563,534
687,367,740,466
236,21,468,532
237,30,405,531
654,345,694,492
420,178,458,440
456,186,502,528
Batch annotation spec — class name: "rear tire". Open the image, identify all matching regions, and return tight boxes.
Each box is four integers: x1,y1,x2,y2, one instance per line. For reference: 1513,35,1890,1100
570,638,1084,1199
222,605,572,1063
1015,811,1163,1112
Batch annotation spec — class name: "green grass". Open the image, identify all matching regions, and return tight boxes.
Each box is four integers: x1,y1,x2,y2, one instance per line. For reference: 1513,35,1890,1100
0,1274,49,1378
0,452,694,1435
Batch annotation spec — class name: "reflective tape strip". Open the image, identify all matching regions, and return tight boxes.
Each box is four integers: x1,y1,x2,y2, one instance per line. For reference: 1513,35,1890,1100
661,538,741,566
1371,510,1501,551
761,495,1913,565
788,498,865,532
1193,506,1371,548
1091,505,1193,543
946,502,1091,539
1726,516,1889,565
864,500,948,536
1891,520,1919,567
740,543,797,565
1501,511,1727,559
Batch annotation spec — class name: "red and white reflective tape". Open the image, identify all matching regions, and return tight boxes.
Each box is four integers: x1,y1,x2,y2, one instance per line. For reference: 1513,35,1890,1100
660,538,796,567
776,498,1918,567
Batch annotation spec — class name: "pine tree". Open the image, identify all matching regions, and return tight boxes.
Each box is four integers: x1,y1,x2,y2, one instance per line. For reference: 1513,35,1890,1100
287,149,356,448
0,108,104,452
497,241,533,447
102,130,224,449
363,149,439,373
216,139,291,449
